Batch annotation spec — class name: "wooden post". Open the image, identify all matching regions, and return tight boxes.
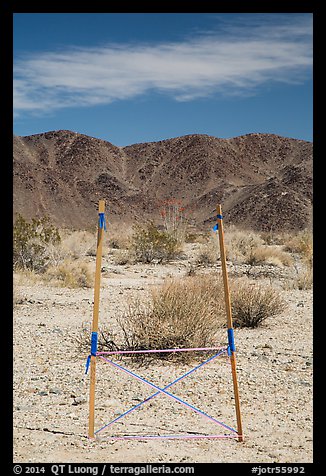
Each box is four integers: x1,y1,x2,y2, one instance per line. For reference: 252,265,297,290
216,204,244,442
88,199,105,438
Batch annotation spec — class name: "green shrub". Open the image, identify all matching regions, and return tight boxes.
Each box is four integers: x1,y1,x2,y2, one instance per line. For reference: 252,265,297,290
131,221,181,264
13,214,61,272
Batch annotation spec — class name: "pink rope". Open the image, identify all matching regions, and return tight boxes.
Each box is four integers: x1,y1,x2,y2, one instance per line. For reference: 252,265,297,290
97,346,227,356
99,434,240,440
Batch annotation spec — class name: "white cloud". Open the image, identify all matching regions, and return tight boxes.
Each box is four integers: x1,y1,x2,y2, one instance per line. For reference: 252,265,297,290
14,15,312,116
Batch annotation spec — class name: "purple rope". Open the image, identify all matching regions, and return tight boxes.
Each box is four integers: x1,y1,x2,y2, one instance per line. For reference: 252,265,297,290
98,354,237,434
95,348,228,435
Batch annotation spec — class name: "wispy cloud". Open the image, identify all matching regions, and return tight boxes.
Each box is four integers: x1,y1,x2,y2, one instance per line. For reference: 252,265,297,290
14,15,312,117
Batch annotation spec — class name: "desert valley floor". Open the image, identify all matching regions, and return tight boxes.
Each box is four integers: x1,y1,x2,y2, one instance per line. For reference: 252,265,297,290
13,242,313,464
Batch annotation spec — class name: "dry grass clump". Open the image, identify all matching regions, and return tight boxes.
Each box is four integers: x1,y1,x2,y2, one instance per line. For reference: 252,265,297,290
196,226,294,268
44,259,93,288
13,269,41,286
283,265,313,291
118,275,225,362
112,249,133,265
224,227,264,264
59,229,96,259
231,279,286,328
195,233,219,265
13,285,27,307
246,246,294,267
115,274,286,363
196,227,264,266
283,229,313,267
108,223,134,250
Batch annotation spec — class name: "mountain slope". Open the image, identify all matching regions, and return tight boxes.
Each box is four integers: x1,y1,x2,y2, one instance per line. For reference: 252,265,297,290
13,130,313,231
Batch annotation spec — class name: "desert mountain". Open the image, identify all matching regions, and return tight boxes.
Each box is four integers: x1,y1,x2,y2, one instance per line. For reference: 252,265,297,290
13,130,313,231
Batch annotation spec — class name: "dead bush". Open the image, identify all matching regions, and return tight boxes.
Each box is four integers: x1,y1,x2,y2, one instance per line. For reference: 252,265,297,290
230,279,286,328
45,259,93,288
117,275,226,362
284,229,313,267
283,265,313,290
246,246,293,267
75,321,120,354
224,227,264,264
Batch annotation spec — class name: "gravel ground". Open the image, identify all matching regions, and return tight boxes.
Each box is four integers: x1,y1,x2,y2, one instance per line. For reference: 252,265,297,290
13,254,313,463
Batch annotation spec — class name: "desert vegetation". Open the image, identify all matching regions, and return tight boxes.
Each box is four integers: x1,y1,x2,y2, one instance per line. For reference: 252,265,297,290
13,213,311,339
13,212,313,463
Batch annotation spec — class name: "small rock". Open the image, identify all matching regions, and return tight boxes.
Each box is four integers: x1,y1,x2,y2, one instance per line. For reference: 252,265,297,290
49,387,61,395
72,396,86,405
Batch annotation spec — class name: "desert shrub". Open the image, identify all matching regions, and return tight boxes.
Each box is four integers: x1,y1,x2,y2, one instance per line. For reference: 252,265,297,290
76,273,286,362
13,214,61,272
283,265,313,290
117,275,226,362
284,230,313,267
158,198,189,245
112,249,133,265
230,280,286,328
225,227,264,264
246,246,293,267
60,230,96,259
131,221,181,264
45,259,93,288
195,233,219,265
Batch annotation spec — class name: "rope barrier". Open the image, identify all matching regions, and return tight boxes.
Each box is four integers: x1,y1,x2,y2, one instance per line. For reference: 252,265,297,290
97,350,238,436
95,348,229,435
87,201,243,441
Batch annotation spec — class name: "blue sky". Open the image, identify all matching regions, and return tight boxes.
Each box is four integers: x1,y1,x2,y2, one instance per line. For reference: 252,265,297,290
13,13,313,146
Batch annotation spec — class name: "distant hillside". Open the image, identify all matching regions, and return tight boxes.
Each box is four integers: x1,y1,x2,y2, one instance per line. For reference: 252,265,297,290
13,130,312,231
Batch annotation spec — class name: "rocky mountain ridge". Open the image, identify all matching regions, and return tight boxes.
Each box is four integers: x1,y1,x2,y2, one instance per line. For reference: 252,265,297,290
13,130,313,231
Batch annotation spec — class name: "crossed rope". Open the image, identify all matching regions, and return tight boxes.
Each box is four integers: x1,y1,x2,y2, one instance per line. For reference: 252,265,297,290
90,346,239,440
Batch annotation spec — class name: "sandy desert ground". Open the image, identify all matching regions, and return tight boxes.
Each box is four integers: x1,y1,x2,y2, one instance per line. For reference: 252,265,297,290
13,244,313,464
